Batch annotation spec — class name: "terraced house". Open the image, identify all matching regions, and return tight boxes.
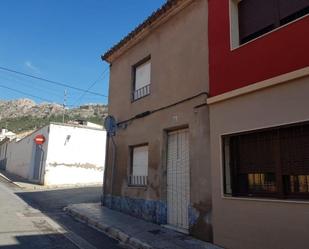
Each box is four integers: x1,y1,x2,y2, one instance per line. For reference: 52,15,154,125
208,1,309,249
102,0,309,247
102,0,212,242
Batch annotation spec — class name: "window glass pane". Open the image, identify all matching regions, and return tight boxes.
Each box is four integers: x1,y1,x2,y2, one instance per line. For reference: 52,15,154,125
248,173,276,192
284,175,309,193
132,146,148,176
225,123,309,199
234,131,277,174
229,131,278,195
238,0,276,43
223,137,232,194
279,0,309,24
135,61,151,90
280,125,309,175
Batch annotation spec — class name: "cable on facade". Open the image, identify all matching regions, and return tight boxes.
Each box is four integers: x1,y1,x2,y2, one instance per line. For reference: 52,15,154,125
117,91,209,127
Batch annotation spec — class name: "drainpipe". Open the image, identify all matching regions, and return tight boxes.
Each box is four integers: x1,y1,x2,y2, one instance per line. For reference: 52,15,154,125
102,134,110,206
102,115,117,207
102,134,116,207
110,135,116,202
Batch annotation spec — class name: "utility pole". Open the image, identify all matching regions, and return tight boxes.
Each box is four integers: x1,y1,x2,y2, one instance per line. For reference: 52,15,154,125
63,89,67,123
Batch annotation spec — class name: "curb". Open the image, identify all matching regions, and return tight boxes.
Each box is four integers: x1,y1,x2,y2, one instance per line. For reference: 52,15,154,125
0,170,102,190
64,206,152,249
20,183,103,191
0,173,23,188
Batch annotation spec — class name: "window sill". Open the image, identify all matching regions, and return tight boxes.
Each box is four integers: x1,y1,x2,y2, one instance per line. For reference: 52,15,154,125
230,13,309,51
222,195,309,205
127,185,148,189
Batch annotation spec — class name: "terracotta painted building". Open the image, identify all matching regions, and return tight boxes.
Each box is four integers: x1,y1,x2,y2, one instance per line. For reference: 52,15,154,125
208,1,309,249
102,0,212,241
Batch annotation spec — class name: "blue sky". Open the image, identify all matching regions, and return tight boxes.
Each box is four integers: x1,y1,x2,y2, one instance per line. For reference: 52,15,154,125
0,0,165,106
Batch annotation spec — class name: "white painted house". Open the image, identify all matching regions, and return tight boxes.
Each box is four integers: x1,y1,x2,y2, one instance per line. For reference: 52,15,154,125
0,128,16,141
4,122,106,186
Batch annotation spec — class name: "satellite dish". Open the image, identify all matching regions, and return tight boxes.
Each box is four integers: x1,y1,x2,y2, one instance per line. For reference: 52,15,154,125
104,115,117,135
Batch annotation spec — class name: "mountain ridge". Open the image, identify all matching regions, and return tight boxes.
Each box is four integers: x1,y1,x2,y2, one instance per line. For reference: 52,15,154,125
0,98,108,133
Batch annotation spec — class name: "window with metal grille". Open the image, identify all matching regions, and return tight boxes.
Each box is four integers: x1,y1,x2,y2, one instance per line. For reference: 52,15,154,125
238,0,309,44
223,122,309,199
132,56,151,101
128,145,148,186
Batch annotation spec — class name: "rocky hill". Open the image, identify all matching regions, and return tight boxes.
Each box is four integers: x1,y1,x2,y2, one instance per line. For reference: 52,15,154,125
0,99,108,133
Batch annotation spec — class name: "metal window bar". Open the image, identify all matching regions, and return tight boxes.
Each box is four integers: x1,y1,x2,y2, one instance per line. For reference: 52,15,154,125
133,84,150,100
128,175,148,186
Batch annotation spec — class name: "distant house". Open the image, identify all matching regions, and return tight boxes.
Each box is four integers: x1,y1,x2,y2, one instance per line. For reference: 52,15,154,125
0,128,16,141
4,122,106,186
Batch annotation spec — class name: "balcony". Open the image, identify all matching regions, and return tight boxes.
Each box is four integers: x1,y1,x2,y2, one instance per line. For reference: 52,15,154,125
128,175,148,186
132,84,150,101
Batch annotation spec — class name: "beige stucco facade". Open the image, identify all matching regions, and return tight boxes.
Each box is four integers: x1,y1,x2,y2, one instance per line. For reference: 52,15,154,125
209,72,309,249
104,0,212,241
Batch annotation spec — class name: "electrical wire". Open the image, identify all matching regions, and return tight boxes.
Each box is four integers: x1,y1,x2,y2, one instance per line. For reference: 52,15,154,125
72,66,109,106
0,84,55,103
0,73,64,98
117,92,209,126
0,83,81,108
0,66,107,97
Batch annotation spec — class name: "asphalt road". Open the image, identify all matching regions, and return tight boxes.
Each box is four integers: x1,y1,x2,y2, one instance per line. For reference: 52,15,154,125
0,178,125,249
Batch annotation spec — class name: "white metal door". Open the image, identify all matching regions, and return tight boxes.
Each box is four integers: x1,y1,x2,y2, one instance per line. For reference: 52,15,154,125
167,129,190,231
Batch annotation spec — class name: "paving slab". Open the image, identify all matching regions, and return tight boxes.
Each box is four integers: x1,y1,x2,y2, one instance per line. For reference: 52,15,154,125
65,203,223,249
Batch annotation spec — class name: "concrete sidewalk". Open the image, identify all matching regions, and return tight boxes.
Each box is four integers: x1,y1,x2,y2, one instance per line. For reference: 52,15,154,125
65,203,223,249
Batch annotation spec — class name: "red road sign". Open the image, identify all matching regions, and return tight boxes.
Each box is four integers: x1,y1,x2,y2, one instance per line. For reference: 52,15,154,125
34,134,46,145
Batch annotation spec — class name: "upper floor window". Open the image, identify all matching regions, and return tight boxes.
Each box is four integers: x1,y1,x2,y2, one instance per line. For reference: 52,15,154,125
234,0,309,45
128,145,148,186
223,122,309,200
132,57,151,101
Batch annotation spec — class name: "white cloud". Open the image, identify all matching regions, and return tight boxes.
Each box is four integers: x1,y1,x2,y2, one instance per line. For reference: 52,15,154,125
24,61,40,74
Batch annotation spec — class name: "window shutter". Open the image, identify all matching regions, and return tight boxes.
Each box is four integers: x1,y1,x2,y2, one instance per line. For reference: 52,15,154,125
238,0,276,43
132,146,148,176
280,125,309,175
235,131,277,174
135,61,151,90
279,0,309,20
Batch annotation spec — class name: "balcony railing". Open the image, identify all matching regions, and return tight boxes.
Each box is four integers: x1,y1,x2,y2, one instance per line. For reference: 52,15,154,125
128,175,148,186
132,84,150,101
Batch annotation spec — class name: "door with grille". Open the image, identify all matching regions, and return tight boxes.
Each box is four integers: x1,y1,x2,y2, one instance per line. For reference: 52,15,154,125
167,129,190,232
